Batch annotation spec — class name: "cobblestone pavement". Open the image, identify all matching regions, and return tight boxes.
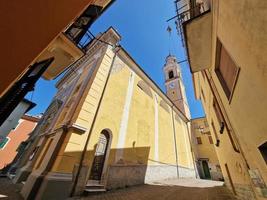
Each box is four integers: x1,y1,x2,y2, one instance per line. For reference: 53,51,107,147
0,177,236,200
76,178,237,200
0,177,23,200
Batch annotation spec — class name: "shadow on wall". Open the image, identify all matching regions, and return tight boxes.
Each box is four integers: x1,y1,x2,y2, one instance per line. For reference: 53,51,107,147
56,146,151,190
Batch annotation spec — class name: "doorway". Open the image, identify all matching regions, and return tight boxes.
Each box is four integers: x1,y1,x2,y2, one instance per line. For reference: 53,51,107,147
89,130,111,182
202,160,211,179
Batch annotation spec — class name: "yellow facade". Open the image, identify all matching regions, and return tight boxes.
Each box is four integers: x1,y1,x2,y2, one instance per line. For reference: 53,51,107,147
191,117,223,181
182,0,267,199
18,28,195,199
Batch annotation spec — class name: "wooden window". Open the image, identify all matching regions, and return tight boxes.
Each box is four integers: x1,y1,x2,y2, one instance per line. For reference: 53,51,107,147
208,136,213,144
211,121,220,147
196,137,202,145
215,39,239,100
169,70,174,79
258,142,267,165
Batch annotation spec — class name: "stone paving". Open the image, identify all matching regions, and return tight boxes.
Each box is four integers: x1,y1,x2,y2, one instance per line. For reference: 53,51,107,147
0,177,23,200
0,177,236,200
77,178,237,200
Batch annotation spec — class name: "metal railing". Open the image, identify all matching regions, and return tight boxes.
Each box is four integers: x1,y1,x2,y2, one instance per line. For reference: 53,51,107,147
174,1,210,47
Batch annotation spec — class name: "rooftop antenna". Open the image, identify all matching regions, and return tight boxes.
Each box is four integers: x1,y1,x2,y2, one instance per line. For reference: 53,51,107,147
167,25,173,56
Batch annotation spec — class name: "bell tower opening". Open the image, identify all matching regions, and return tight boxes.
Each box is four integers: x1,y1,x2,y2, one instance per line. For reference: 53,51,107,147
168,70,174,79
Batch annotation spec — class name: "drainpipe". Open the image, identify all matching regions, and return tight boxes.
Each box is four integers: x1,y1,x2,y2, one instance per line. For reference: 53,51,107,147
171,106,179,178
70,45,120,197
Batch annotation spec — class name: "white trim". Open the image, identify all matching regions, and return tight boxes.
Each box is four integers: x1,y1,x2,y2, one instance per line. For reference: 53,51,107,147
154,95,159,162
0,137,11,150
13,119,24,131
115,71,135,161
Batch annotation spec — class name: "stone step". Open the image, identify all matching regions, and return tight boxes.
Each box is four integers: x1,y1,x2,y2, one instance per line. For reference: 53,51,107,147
85,184,105,190
84,185,106,195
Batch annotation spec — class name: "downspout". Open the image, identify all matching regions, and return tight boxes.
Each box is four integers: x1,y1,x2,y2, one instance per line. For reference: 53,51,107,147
171,106,179,178
70,45,120,197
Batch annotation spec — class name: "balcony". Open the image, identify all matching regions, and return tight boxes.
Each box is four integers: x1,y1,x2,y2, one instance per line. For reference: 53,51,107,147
37,0,114,80
36,33,84,80
178,0,212,73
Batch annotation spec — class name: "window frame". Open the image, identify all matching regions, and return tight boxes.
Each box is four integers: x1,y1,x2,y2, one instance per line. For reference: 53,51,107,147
208,135,214,144
0,137,10,150
196,137,202,145
215,39,240,102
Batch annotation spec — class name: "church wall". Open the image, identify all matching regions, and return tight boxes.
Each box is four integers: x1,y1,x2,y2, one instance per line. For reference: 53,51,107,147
21,30,196,198
77,53,196,188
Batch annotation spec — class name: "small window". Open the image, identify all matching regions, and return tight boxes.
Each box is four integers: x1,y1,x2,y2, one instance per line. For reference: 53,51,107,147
258,142,267,164
215,39,239,100
0,137,10,149
168,70,174,79
208,136,213,144
196,137,202,145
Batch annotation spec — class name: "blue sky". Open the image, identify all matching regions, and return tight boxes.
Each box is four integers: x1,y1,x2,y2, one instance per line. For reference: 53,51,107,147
27,0,204,118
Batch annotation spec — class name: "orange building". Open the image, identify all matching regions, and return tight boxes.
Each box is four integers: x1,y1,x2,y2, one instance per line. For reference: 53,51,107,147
0,115,39,169
0,0,114,127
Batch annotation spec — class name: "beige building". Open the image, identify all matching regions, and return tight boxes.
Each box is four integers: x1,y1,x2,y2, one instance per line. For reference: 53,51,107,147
191,117,223,181
14,27,196,199
179,0,267,199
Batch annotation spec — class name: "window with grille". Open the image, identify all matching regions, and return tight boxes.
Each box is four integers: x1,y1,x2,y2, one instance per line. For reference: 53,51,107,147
215,39,239,100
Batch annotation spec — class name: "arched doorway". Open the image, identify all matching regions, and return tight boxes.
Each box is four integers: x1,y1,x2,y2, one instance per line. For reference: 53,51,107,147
89,130,111,182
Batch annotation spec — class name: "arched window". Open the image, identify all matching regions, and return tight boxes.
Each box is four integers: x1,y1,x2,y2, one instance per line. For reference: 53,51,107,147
169,70,174,79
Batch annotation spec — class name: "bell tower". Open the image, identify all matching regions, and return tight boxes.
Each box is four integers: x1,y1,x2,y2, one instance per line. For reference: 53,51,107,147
163,55,190,119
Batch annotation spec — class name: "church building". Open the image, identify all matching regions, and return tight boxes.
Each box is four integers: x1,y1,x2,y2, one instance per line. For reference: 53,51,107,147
15,27,196,200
